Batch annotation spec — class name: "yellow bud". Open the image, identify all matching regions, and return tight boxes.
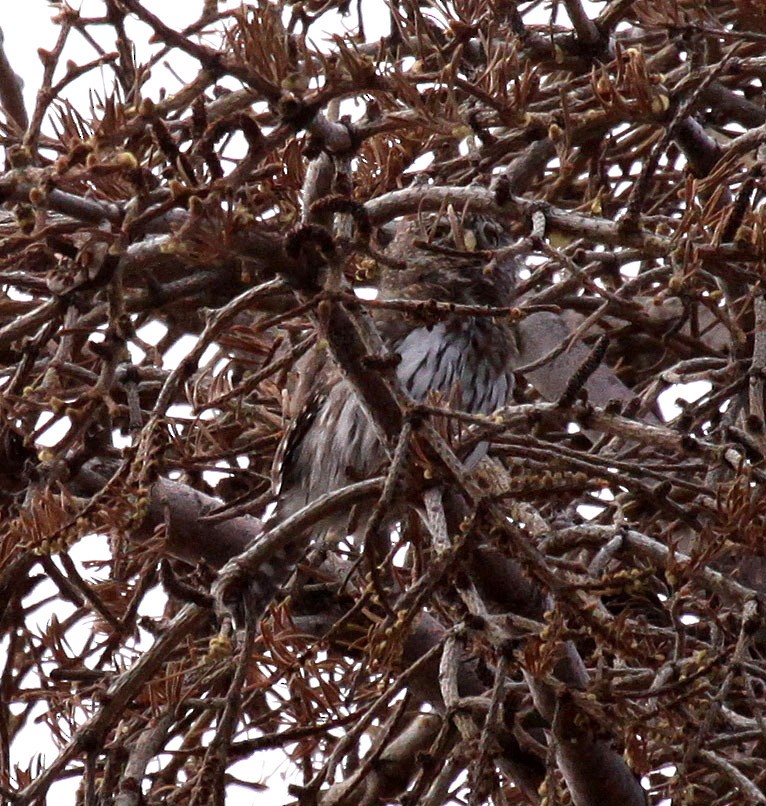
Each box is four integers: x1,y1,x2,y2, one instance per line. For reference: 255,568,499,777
651,94,670,114
548,122,563,142
115,151,139,169
29,187,46,206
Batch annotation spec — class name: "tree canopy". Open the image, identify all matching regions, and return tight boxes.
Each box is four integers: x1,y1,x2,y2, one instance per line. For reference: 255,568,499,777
2,1,766,804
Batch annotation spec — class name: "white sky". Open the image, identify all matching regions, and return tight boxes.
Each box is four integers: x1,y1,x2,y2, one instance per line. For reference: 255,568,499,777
2,2,213,114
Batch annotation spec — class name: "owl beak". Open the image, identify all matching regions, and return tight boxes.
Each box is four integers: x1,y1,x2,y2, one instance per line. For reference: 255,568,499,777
446,204,479,251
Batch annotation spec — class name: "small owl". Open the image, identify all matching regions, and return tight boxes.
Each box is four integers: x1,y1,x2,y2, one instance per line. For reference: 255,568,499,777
250,215,519,612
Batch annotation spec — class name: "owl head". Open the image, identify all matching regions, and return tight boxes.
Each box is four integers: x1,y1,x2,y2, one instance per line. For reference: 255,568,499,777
376,211,517,307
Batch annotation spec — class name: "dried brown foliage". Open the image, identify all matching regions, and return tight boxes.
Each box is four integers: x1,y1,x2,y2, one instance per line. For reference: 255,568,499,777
1,1,766,804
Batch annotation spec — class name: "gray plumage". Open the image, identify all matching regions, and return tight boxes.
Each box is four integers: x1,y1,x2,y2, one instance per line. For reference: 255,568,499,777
248,216,519,612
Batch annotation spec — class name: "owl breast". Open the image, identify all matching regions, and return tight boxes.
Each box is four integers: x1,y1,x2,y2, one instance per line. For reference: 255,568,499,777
276,314,515,522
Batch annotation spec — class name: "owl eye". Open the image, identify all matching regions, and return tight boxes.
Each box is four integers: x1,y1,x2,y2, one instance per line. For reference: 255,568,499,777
473,219,506,250
429,222,454,243
417,215,507,251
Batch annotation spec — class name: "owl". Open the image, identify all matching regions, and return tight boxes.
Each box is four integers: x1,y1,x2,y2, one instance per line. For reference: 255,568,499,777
248,214,519,613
